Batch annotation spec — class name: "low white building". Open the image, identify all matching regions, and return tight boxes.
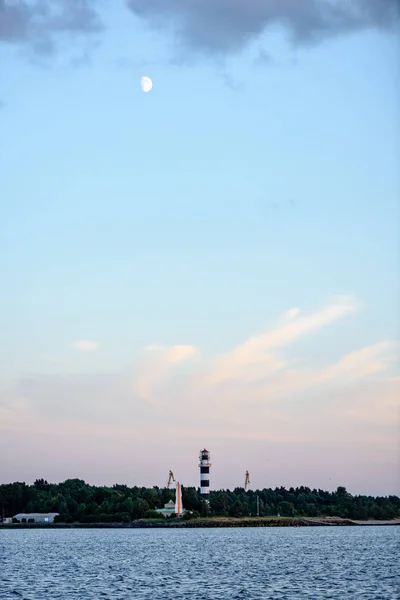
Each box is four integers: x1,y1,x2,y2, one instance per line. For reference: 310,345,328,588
155,500,177,517
13,513,59,524
155,499,189,518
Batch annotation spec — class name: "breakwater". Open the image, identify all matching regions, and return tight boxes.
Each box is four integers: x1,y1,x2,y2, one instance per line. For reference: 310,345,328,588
2,517,399,529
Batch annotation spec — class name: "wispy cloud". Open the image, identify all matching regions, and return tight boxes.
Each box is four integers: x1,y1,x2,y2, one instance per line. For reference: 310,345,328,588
144,344,198,365
0,296,398,491
285,307,301,320
72,340,100,352
134,343,198,401
316,341,399,384
249,341,399,404
207,296,355,385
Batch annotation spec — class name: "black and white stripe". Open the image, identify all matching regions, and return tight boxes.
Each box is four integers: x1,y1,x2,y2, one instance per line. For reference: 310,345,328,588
199,449,211,501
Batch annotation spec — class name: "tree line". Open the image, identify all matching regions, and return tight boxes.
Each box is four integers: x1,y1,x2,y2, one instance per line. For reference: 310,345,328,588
1,479,399,523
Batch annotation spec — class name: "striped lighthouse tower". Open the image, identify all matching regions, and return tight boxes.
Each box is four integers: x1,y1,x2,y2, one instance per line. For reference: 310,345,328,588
199,448,211,501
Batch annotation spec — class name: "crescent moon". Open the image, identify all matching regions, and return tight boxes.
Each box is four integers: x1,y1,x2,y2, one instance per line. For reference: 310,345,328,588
141,76,153,93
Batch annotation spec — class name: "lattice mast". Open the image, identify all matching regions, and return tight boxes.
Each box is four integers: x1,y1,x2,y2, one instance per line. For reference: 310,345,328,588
245,470,250,492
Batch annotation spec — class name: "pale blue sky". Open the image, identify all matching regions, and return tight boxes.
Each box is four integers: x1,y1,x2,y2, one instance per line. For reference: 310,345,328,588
0,1,399,494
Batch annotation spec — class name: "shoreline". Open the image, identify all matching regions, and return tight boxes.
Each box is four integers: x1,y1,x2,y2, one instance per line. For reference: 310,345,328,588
2,517,400,529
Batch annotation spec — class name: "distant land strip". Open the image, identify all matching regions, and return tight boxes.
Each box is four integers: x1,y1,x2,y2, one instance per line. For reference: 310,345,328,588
2,517,400,529
1,479,399,524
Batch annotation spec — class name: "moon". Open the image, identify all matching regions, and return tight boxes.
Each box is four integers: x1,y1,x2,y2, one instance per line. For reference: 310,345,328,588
141,76,153,93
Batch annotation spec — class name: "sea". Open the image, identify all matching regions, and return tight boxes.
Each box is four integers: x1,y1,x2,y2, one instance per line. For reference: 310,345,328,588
0,526,398,599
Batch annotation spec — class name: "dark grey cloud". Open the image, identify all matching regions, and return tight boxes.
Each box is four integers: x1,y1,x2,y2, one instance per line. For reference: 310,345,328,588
1,0,398,59
126,0,399,56
0,0,102,54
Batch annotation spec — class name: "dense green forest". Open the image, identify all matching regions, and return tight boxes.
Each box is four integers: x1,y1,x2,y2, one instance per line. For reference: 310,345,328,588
1,479,399,522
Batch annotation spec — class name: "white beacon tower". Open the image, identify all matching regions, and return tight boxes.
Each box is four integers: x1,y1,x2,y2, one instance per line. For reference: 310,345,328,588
199,448,211,502
175,482,183,518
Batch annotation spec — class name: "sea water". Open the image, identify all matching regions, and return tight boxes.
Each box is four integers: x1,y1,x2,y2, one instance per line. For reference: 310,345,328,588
0,526,398,599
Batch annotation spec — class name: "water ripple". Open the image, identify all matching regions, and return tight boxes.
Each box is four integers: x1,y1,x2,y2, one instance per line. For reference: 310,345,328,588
0,527,398,599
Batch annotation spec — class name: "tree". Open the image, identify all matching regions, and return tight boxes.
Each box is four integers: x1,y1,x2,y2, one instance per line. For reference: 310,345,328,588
115,512,131,523
120,497,134,517
277,501,294,517
144,510,162,519
210,492,230,516
305,504,318,517
132,499,149,519
34,479,50,492
182,487,202,512
229,500,247,518
200,500,210,518
336,486,349,499
142,488,159,508
182,511,196,521
0,480,399,524
77,503,87,519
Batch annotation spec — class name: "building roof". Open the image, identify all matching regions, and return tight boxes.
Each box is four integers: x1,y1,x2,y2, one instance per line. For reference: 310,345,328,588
13,513,59,518
156,508,187,514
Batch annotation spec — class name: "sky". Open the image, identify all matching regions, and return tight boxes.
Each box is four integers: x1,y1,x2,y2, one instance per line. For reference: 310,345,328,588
0,0,399,496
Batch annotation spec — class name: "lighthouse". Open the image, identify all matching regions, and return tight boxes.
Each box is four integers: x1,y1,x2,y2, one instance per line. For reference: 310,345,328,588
199,448,211,502
175,482,183,517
